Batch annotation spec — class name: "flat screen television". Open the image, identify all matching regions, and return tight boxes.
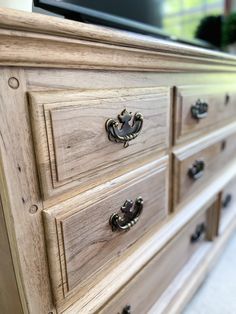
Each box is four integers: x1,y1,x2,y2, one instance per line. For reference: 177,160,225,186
34,0,224,49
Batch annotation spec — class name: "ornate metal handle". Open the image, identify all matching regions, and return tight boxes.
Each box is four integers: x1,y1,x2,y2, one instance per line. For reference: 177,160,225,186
122,305,131,314
191,99,208,120
222,194,232,209
105,109,143,148
188,160,205,180
109,197,143,232
191,223,206,243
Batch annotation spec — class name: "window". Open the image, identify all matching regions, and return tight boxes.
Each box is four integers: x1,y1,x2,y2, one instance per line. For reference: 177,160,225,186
163,0,224,40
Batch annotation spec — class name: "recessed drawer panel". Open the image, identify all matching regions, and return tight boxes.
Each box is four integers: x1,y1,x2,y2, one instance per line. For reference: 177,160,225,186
43,158,168,305
98,201,217,314
173,129,236,207
29,87,170,200
174,85,236,144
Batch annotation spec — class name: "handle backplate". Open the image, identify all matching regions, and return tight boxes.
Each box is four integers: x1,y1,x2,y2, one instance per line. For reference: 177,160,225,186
105,109,143,148
188,160,205,180
191,99,208,120
110,197,143,232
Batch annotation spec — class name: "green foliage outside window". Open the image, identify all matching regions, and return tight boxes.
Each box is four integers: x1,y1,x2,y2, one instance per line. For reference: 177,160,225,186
162,0,223,40
223,13,236,46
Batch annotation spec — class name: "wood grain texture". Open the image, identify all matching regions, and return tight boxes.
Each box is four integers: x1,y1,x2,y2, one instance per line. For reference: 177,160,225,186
0,8,236,71
149,243,211,314
0,197,23,314
43,157,168,305
0,68,54,314
173,123,236,207
29,87,170,202
154,208,236,314
56,159,236,313
206,198,221,241
0,7,235,61
0,9,236,314
174,84,236,144
99,202,216,314
25,70,236,92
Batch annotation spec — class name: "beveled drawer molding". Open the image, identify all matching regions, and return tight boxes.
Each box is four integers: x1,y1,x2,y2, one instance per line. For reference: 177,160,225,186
99,201,217,314
29,87,170,201
174,84,236,144
173,123,236,208
43,157,168,307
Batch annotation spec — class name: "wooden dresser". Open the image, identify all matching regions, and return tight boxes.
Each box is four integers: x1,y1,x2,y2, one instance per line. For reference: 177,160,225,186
1,8,236,314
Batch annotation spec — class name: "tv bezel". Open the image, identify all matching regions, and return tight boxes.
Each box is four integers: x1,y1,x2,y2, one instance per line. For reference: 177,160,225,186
34,0,213,49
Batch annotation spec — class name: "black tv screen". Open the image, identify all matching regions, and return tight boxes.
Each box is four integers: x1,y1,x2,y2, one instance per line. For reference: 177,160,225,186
34,0,224,49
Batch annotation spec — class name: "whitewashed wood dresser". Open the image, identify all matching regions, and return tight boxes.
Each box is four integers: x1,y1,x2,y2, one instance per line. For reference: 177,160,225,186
1,7,236,314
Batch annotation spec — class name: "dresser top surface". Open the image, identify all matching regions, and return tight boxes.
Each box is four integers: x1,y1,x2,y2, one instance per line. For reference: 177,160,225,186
1,7,236,72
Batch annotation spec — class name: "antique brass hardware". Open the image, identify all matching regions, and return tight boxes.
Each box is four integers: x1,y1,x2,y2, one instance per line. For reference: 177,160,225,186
191,223,206,243
109,197,143,231
191,99,208,120
221,140,227,151
222,194,232,209
225,93,230,105
105,109,143,148
188,160,205,180
122,305,131,314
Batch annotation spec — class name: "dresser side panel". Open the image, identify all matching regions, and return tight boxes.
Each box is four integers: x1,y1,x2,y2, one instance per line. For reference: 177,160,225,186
0,197,23,314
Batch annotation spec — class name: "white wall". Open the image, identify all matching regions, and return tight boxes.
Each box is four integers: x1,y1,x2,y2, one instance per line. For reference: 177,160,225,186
0,0,32,11
0,0,63,16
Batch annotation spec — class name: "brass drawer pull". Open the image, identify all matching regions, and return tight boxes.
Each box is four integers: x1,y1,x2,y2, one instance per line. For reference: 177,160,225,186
225,93,230,105
105,109,143,148
191,99,208,120
222,194,232,209
110,197,143,231
191,223,206,243
122,305,132,314
188,160,205,180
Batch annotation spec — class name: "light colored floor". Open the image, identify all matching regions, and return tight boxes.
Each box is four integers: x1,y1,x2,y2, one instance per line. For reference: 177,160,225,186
183,232,236,314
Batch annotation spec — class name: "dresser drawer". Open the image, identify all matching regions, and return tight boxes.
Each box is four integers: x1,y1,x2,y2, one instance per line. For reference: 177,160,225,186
29,87,170,201
174,84,236,144
220,177,236,231
173,130,236,207
43,158,168,305
98,201,217,314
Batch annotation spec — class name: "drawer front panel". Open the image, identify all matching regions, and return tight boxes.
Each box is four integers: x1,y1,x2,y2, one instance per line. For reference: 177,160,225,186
173,131,236,207
29,87,170,200
99,202,216,314
174,85,236,144
43,158,168,304
221,178,236,211
220,177,236,228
